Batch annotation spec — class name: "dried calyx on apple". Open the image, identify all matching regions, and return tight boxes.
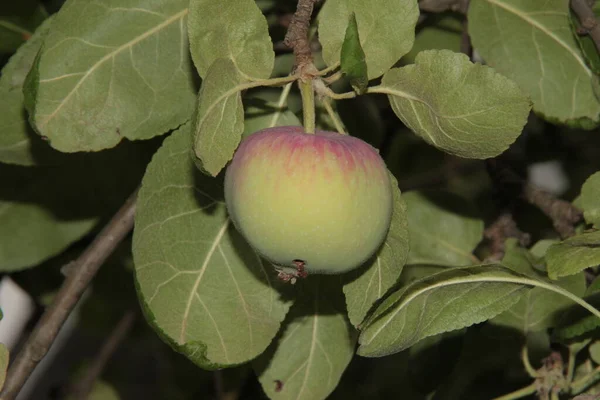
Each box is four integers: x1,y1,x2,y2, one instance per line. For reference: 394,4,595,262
224,126,393,282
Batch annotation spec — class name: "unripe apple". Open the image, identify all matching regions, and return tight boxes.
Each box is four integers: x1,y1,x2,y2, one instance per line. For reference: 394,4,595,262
224,126,392,277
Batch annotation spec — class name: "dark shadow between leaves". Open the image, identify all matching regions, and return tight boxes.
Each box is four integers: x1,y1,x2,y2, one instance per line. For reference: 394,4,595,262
433,323,546,400
416,189,482,221
190,157,221,215
244,97,286,117
0,138,159,222
0,137,160,271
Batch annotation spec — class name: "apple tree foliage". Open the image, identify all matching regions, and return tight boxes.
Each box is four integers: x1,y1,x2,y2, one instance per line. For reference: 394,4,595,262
2,0,600,398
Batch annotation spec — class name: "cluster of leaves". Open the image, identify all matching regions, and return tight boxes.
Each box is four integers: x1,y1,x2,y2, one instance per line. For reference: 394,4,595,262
2,0,600,399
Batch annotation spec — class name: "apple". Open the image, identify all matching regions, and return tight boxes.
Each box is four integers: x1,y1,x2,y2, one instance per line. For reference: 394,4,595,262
224,126,392,278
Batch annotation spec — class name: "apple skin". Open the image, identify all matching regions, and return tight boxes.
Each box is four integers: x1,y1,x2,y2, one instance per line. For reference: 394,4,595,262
224,126,393,275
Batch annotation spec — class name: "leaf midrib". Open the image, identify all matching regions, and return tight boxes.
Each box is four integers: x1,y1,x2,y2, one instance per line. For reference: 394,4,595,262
179,218,230,343
361,273,600,348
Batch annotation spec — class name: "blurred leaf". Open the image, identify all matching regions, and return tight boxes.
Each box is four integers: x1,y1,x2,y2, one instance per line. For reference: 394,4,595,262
340,13,368,94
357,265,527,357
402,14,463,65
579,171,600,228
546,230,600,279
0,343,7,391
133,124,292,369
500,238,545,277
469,0,600,127
407,329,465,394
243,89,300,138
79,241,138,334
192,58,244,176
383,129,447,187
491,272,585,333
66,380,120,400
330,351,424,399
24,0,196,152
0,17,62,165
0,1,47,53
437,325,543,400
554,276,600,341
343,173,410,327
336,95,384,147
254,277,356,400
188,0,274,79
589,341,600,364
404,190,483,266
570,4,600,75
529,239,559,259
319,0,419,80
0,139,156,272
379,50,531,159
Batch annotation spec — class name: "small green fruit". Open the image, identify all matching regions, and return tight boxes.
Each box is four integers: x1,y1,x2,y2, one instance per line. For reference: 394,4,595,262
224,126,392,276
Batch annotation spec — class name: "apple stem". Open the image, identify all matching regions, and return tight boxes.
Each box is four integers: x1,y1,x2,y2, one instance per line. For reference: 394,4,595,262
299,79,316,134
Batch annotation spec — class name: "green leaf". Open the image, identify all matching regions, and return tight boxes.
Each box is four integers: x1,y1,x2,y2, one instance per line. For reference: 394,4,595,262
319,0,419,80
530,239,559,259
133,124,292,369
357,265,527,357
491,273,585,333
589,341,600,364
469,0,600,127
554,276,600,340
0,343,7,392
404,190,483,267
0,140,155,272
0,17,63,166
242,89,301,138
254,277,356,400
579,171,600,228
0,1,47,53
188,0,274,80
546,230,600,280
340,13,368,94
192,58,245,176
66,380,120,400
377,50,531,159
500,238,545,277
24,0,196,152
343,173,410,327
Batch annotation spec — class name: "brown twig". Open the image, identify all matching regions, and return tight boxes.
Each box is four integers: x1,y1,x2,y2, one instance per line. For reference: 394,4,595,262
0,188,139,400
67,309,136,399
523,185,582,239
486,159,582,240
284,0,318,70
484,212,531,261
571,0,600,53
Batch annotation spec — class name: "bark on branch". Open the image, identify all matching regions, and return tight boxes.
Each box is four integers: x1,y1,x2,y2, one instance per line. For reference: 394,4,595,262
571,0,600,54
0,188,139,400
284,0,318,72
